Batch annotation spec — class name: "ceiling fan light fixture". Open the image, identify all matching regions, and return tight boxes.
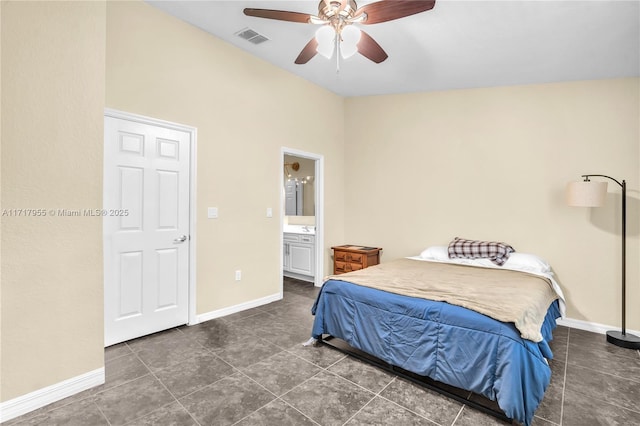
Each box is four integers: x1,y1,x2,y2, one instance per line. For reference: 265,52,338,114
315,25,335,58
340,25,361,59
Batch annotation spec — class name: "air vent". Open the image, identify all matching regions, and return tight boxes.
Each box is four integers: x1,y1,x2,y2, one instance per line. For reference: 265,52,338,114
235,27,269,45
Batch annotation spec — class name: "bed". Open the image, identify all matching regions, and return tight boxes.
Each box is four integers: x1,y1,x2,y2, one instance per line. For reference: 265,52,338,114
309,245,565,426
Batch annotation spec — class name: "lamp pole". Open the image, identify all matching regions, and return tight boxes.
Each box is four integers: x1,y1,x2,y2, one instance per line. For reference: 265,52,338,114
581,175,639,349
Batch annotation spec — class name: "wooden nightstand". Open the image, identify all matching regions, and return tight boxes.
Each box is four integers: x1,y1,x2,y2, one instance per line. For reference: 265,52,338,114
331,245,382,275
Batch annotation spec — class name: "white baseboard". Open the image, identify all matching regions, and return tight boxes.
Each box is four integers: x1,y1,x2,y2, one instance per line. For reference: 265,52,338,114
0,367,105,423
283,271,314,283
557,317,640,337
195,292,282,324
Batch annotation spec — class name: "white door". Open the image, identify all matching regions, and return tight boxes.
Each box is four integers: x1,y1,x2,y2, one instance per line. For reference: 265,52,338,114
104,114,191,346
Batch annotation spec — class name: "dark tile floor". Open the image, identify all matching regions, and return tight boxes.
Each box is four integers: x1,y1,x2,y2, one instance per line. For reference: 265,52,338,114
5,278,640,426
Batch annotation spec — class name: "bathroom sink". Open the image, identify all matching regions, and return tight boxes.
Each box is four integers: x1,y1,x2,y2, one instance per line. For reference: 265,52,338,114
283,224,316,235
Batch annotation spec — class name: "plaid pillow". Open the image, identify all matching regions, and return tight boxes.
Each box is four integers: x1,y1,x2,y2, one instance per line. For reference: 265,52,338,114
448,237,515,266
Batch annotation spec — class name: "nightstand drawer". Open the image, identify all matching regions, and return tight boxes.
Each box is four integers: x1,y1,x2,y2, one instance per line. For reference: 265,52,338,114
335,261,364,273
331,245,382,275
334,251,363,264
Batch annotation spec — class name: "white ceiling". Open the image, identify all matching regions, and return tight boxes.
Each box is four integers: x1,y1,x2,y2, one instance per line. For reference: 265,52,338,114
147,0,640,97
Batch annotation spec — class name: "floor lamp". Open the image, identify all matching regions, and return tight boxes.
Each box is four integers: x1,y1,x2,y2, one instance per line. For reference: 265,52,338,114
566,174,640,349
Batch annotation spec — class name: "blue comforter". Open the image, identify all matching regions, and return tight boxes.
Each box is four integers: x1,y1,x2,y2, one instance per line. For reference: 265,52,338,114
311,279,561,426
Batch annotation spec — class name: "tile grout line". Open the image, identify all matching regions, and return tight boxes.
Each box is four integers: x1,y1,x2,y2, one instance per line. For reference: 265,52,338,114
228,344,359,424
561,334,640,384
173,322,288,374
173,367,242,402
92,400,113,426
326,360,441,426
449,405,465,425
337,369,402,426
340,396,377,426
226,373,279,426
275,399,323,426
230,368,320,426
282,344,348,370
557,331,640,417
366,378,442,426
567,335,640,363
566,360,640,385
105,344,136,363
128,349,203,426
559,327,570,426
272,362,383,425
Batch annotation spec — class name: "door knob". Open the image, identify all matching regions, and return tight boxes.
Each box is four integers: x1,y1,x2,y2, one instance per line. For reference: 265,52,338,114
173,235,188,244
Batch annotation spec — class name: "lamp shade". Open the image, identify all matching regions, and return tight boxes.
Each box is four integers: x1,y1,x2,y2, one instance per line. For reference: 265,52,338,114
340,25,361,59
566,180,607,207
315,26,335,59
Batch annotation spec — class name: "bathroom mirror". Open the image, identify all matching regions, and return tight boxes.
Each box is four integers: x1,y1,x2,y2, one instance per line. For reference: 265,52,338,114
284,154,315,216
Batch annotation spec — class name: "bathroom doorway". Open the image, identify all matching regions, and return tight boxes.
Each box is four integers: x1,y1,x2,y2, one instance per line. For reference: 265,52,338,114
280,148,324,291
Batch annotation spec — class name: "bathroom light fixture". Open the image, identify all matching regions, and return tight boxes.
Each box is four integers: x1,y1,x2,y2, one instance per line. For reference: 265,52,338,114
566,174,640,349
284,161,300,178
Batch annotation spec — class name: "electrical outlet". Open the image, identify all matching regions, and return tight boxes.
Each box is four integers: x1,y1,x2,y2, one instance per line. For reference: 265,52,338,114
235,270,242,281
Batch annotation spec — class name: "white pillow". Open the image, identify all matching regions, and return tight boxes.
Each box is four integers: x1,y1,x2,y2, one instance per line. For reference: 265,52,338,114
503,253,551,274
419,246,551,274
419,246,494,267
419,246,449,261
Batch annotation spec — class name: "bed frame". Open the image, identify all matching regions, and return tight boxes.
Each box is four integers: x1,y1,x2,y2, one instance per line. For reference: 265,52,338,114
318,335,513,424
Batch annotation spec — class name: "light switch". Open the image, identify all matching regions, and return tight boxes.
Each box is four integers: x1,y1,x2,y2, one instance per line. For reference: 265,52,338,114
266,207,273,218
207,207,218,219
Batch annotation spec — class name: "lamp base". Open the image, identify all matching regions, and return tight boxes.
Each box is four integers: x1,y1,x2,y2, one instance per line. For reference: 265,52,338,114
606,330,640,349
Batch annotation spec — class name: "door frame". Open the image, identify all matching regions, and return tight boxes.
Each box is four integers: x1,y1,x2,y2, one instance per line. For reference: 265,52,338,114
280,147,325,288
103,108,199,334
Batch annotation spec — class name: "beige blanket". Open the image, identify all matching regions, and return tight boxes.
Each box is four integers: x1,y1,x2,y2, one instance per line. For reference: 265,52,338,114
326,258,559,342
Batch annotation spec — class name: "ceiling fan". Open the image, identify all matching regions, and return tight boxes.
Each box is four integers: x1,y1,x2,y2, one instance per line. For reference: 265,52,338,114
243,0,436,65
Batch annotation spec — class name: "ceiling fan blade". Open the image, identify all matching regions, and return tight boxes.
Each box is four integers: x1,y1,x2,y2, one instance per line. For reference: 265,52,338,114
295,38,319,64
243,8,312,24
355,0,436,25
357,30,388,63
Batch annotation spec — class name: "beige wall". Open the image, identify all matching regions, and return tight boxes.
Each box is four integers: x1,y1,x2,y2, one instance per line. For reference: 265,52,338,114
344,78,640,330
1,1,106,401
106,1,345,314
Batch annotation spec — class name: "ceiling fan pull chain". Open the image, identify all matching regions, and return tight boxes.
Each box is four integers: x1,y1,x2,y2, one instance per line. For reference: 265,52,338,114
336,34,340,73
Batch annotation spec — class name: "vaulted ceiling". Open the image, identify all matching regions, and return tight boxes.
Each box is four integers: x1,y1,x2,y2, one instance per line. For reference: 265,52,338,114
147,1,640,97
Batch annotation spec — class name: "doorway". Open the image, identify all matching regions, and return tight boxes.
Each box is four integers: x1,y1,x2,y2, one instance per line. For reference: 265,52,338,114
103,109,197,346
281,148,324,289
